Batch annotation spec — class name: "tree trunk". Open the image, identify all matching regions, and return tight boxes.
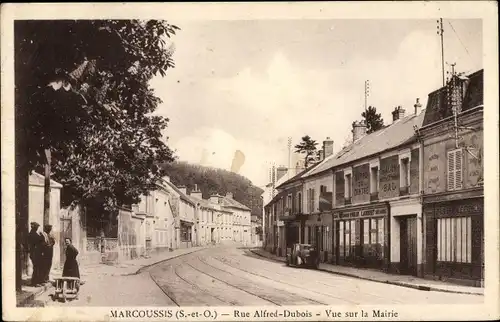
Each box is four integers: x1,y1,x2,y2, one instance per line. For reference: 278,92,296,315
44,148,51,226
15,111,29,291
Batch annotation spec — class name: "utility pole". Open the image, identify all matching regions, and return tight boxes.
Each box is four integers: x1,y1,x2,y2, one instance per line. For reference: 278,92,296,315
287,137,292,179
437,18,445,87
446,62,460,148
364,80,370,113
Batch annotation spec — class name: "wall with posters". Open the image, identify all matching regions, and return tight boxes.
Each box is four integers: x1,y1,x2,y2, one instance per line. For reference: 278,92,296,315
379,155,399,199
352,164,370,204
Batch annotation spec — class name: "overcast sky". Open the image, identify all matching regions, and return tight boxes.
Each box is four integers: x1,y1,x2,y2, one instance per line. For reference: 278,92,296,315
150,19,483,188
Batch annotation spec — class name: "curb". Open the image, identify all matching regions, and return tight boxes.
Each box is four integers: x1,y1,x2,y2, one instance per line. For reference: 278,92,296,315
249,249,483,296
21,247,209,306
133,247,208,276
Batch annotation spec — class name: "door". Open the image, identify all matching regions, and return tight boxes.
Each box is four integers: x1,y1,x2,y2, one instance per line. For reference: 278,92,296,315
60,218,72,265
400,216,418,275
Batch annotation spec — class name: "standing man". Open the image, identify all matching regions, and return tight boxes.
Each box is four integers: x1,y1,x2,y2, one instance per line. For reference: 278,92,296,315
28,222,44,286
41,224,56,283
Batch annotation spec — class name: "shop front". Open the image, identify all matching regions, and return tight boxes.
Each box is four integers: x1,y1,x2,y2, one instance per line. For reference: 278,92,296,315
423,194,483,287
303,212,334,263
333,203,390,271
279,215,300,257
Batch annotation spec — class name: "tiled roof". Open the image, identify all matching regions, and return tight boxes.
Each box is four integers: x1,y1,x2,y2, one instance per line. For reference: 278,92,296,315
423,69,483,126
304,111,425,177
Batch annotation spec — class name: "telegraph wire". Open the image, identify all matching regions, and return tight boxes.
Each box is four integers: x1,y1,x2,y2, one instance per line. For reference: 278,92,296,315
448,21,473,62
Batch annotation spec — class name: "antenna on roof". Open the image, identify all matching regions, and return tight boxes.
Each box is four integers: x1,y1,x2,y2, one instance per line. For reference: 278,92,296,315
364,80,370,112
437,18,445,87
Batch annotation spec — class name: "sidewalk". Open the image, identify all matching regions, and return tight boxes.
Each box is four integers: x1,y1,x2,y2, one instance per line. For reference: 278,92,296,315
17,245,208,307
250,248,484,296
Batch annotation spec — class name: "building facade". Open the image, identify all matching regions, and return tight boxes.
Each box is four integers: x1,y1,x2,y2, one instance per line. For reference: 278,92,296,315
420,69,484,286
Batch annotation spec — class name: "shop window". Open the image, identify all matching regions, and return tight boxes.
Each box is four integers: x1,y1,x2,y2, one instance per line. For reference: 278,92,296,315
437,217,471,263
447,149,463,191
362,218,384,259
339,219,356,259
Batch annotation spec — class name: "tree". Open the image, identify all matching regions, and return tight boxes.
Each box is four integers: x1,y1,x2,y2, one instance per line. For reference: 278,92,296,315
15,20,178,289
294,135,318,168
361,106,384,134
161,161,264,217
16,20,178,209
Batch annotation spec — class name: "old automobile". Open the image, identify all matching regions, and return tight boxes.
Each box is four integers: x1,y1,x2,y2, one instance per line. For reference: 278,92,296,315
286,243,320,269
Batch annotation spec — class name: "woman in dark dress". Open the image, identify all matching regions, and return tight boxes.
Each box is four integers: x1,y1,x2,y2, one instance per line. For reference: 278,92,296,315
62,238,80,280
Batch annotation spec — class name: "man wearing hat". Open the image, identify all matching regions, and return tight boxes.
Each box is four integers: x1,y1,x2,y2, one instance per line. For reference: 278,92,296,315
41,224,56,283
28,222,44,286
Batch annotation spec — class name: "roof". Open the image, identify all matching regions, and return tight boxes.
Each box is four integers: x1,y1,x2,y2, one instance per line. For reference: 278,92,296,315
221,196,251,211
29,172,63,188
423,69,483,127
187,195,216,210
160,178,196,206
275,159,324,189
304,111,425,177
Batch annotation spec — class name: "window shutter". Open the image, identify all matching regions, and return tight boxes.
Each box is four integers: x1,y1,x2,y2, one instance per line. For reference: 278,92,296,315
447,150,455,190
454,149,463,190
312,189,316,212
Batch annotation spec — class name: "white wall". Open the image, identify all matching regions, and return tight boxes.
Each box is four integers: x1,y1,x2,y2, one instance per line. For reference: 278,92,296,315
303,173,333,213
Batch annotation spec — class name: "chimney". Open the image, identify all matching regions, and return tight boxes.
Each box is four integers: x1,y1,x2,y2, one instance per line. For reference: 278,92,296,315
226,192,233,199
178,185,187,195
414,98,422,115
392,106,406,122
352,120,368,142
276,166,287,181
209,194,220,204
295,160,305,175
323,137,334,158
190,184,203,199
318,150,324,161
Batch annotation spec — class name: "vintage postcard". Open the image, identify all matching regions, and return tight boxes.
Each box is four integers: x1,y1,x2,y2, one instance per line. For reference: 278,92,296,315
1,1,499,321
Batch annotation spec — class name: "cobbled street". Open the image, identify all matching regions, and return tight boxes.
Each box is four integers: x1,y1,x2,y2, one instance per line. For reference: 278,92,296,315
41,246,483,307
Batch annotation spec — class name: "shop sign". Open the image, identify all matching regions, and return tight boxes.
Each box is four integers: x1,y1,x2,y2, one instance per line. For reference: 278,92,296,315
336,207,387,219
353,164,370,203
379,155,400,199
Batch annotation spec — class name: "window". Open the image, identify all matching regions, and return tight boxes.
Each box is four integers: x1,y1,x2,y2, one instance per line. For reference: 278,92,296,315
307,188,316,213
400,158,409,188
287,195,292,213
345,174,352,199
437,217,471,263
297,192,302,213
447,149,463,191
370,166,379,194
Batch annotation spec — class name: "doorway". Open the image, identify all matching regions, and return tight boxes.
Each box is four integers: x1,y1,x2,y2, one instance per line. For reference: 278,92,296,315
399,215,418,276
